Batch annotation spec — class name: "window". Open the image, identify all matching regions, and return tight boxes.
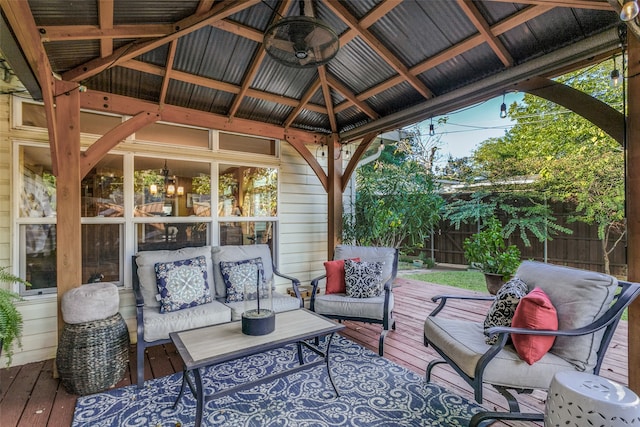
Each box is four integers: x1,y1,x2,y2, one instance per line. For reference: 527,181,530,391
134,157,212,252
17,145,57,294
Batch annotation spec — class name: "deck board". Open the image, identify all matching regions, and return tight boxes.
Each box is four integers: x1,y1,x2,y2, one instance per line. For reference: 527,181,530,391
0,275,629,427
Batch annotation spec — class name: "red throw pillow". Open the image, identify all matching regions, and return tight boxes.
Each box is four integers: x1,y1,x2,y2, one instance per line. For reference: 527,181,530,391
511,287,558,365
324,258,360,294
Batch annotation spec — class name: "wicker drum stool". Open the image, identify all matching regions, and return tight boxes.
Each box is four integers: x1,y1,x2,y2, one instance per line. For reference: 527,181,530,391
56,282,129,395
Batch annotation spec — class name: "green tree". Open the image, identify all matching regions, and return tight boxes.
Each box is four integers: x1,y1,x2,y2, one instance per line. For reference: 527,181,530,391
343,160,444,251
472,60,624,274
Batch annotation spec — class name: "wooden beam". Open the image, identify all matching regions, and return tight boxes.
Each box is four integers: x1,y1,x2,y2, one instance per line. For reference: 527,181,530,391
486,0,613,11
53,80,82,344
318,66,337,133
327,74,379,120
38,24,173,41
327,133,342,258
98,0,114,57
120,60,328,114
62,0,260,82
325,0,434,100
626,32,640,394
518,76,624,143
341,133,377,192
284,135,329,192
458,0,513,67
80,111,160,178
159,41,177,105
79,90,323,145
1,0,60,174
284,80,321,128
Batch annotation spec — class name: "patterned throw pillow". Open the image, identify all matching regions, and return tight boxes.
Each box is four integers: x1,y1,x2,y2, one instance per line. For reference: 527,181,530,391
483,277,528,344
344,259,384,298
155,255,212,313
219,258,266,303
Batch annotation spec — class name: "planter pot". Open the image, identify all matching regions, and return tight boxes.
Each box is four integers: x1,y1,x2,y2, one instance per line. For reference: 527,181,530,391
412,260,424,267
484,273,506,295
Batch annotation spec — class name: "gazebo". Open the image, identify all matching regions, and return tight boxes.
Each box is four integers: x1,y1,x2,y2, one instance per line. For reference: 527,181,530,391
0,0,639,393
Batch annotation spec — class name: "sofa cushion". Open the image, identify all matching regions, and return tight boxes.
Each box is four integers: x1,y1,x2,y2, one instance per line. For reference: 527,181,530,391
212,245,274,298
136,246,214,309
314,292,393,321
219,257,265,303
223,292,301,321
511,287,558,365
155,255,212,313
483,277,528,344
424,316,574,390
515,261,618,371
344,259,384,298
324,258,360,294
334,245,396,285
142,299,231,342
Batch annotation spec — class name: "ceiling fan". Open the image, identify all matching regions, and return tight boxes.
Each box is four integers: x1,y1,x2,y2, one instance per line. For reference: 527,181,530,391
263,0,339,68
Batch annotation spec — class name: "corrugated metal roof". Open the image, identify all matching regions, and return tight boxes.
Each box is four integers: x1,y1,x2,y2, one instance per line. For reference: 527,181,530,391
11,1,623,137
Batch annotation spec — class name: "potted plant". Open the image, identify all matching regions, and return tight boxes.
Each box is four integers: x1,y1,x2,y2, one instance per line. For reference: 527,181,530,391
0,266,29,365
463,217,521,294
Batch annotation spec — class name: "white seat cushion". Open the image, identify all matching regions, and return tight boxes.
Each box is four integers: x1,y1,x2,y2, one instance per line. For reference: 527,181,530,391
212,245,274,299
425,316,576,390
142,300,231,342
223,292,300,321
314,292,394,321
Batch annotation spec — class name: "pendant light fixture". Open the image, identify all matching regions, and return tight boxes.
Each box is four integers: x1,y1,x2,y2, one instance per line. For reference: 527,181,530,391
429,117,435,136
499,94,507,119
611,55,621,88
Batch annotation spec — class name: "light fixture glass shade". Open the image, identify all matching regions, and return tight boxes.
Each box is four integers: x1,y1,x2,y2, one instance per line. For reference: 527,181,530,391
620,1,640,21
177,186,184,196
611,69,621,87
149,184,158,195
500,102,507,119
167,184,175,196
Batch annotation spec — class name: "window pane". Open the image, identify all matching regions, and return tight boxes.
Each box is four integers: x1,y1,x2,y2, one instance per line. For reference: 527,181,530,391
136,222,209,251
219,132,275,155
82,224,121,284
134,157,211,218
219,221,274,248
22,224,57,293
81,154,124,217
219,165,277,217
135,122,209,148
19,146,56,218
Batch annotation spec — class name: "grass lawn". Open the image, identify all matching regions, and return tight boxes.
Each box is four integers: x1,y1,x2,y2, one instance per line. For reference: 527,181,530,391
404,270,488,294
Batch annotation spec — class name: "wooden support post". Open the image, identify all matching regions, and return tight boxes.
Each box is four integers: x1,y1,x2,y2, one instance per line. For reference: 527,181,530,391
54,80,82,340
327,134,342,258
627,34,640,393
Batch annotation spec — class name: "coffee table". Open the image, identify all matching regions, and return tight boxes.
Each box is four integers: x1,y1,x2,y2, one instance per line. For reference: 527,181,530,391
170,309,345,427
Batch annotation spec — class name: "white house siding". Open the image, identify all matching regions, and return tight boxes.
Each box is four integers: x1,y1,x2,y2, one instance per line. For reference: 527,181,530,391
0,99,336,367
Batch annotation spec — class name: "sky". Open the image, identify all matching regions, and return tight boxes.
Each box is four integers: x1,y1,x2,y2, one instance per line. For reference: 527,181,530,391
412,92,524,168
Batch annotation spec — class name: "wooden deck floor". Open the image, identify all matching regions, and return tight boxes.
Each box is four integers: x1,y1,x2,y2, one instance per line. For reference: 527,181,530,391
0,275,629,427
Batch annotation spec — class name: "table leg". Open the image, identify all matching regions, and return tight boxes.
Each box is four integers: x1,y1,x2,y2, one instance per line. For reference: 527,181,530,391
296,341,304,365
172,369,187,409
194,368,205,427
325,332,340,397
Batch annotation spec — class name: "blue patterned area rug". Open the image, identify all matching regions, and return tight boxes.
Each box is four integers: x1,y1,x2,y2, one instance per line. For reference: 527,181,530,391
72,336,484,426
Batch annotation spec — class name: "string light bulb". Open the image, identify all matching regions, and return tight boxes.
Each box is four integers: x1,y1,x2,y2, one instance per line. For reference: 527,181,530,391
620,1,639,21
611,55,620,87
429,118,435,136
499,94,507,119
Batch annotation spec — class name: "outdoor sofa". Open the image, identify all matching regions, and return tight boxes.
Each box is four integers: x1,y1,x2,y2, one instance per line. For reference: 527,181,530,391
132,244,303,387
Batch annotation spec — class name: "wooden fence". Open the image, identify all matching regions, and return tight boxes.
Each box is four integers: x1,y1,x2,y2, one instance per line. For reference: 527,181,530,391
420,199,627,277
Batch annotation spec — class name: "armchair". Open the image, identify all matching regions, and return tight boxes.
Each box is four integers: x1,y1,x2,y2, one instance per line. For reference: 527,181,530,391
423,261,640,426
310,245,398,356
